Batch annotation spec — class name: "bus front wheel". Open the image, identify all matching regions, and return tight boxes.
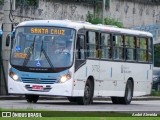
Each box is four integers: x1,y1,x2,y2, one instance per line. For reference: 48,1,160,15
25,95,39,103
77,79,94,105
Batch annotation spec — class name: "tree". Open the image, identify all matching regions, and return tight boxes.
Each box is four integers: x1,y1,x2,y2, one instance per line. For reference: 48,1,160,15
86,11,124,28
154,44,160,67
0,0,3,4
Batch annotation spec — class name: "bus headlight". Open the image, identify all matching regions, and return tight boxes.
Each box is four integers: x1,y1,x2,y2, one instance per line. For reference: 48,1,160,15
9,72,19,81
59,73,71,83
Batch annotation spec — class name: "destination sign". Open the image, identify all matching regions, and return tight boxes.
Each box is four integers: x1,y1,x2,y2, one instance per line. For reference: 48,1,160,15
24,27,66,35
31,28,65,35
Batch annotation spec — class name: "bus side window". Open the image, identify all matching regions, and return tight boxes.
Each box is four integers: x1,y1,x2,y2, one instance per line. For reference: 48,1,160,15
125,36,136,61
113,34,124,60
86,31,98,58
100,33,111,59
137,37,147,62
76,35,85,59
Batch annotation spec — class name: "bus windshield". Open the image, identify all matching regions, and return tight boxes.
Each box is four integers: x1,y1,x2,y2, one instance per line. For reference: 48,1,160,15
10,26,75,71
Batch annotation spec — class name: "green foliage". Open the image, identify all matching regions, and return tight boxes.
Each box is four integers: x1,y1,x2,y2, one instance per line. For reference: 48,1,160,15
86,11,103,24
154,44,160,67
104,17,123,28
89,17,102,24
86,12,123,28
0,0,39,6
86,11,94,23
16,0,38,7
0,0,4,5
25,0,38,6
151,90,160,96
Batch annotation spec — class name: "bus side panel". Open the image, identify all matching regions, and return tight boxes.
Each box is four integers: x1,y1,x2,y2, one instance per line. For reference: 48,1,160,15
125,63,153,96
72,64,86,96
73,60,126,97
100,61,126,97
73,60,101,97
86,60,101,97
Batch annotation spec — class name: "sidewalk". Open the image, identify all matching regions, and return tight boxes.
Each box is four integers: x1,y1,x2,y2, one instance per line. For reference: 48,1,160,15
0,95,160,101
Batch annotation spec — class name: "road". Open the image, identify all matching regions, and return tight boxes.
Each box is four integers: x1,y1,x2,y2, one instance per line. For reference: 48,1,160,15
0,99,160,113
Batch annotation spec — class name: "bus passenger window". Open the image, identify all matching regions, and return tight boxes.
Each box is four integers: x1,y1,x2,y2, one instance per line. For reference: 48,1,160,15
76,35,85,59
100,33,111,59
113,35,124,60
125,36,136,61
86,31,98,58
137,37,147,62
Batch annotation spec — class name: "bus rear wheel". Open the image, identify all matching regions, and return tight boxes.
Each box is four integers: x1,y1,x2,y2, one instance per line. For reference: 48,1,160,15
119,80,133,104
77,79,94,105
25,95,39,103
111,80,133,104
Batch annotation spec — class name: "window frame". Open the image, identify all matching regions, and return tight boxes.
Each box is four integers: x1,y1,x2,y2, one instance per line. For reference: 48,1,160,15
100,32,112,60
82,28,153,64
86,30,99,59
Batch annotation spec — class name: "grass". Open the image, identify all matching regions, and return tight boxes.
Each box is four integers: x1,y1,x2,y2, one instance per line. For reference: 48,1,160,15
0,108,160,120
0,109,131,117
151,90,160,96
0,117,160,120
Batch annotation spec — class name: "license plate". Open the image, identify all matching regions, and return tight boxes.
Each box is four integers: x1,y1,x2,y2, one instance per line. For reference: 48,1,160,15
32,85,43,91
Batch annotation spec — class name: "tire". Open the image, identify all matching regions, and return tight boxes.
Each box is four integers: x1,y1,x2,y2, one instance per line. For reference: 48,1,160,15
77,79,94,105
111,80,133,105
67,97,77,102
25,95,39,103
119,80,133,104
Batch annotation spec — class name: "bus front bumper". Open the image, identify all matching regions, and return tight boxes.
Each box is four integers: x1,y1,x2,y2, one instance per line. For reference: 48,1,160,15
8,76,73,96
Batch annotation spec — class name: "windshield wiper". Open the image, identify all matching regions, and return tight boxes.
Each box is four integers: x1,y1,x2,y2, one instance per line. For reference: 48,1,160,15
23,36,36,66
40,38,54,68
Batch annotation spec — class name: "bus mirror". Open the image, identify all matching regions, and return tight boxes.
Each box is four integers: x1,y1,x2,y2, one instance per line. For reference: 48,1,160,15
6,34,10,47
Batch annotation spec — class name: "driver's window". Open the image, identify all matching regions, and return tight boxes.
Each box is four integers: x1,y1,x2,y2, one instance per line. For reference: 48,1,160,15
76,35,85,59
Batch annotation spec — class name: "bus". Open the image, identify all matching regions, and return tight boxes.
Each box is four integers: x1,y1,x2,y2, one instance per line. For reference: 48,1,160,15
8,20,153,105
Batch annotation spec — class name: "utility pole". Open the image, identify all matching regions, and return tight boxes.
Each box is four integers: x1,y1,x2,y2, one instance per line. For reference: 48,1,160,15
102,0,106,24
0,0,12,95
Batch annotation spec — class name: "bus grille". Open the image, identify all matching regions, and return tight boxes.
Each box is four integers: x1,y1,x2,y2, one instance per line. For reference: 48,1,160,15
21,77,57,84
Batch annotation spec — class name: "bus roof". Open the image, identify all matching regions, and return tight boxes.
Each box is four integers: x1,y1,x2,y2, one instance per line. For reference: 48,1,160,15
17,20,153,37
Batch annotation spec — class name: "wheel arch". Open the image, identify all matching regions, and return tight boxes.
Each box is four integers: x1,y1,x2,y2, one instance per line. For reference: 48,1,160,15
87,76,95,89
86,76,95,97
76,75,95,105
127,77,134,91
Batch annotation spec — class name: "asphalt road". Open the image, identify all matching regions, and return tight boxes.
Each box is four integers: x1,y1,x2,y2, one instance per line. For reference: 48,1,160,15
0,99,160,113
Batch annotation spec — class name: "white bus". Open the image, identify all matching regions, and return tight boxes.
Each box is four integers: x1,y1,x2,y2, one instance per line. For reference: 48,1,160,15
8,20,153,105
